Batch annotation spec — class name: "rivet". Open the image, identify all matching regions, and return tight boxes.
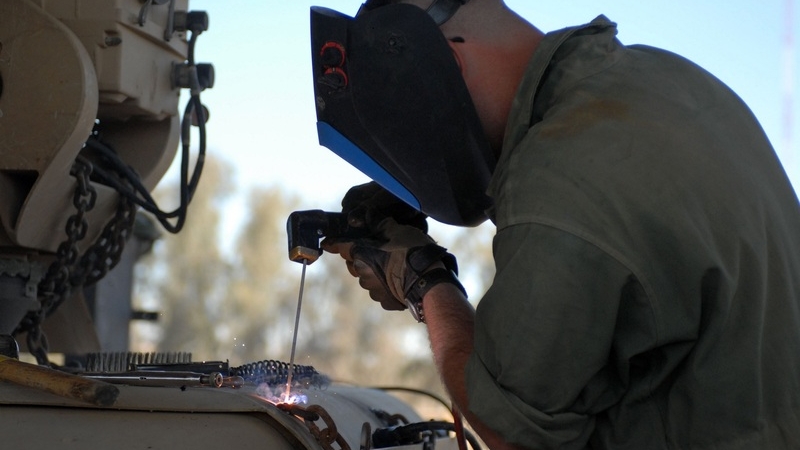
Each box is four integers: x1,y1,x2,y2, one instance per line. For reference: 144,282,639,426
104,36,122,47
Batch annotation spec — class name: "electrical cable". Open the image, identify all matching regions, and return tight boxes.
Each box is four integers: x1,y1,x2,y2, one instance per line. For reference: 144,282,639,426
371,386,481,449
83,25,207,234
372,386,452,412
371,420,482,450
452,402,468,450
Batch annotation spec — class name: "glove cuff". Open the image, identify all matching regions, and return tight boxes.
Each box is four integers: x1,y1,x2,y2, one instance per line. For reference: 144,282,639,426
405,268,467,323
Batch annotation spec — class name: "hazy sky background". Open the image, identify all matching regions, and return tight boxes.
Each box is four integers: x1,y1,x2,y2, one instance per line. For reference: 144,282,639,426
168,0,799,239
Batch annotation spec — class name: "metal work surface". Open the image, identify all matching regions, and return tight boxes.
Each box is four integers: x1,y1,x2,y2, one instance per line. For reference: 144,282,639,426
0,380,458,449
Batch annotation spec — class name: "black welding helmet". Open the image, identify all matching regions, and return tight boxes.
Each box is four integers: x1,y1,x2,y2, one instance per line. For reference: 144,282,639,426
310,2,495,226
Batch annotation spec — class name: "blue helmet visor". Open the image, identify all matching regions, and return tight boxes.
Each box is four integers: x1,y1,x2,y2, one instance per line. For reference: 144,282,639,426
310,4,494,226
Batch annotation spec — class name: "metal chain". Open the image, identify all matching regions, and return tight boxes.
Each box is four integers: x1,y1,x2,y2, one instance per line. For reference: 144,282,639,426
75,176,137,287
17,156,136,365
21,158,96,364
42,157,96,305
280,403,352,450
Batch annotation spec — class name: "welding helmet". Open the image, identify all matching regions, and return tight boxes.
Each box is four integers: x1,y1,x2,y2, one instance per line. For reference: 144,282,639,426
310,2,494,226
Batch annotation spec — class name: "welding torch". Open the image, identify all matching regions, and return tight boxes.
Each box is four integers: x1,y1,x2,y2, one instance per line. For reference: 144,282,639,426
284,206,427,394
286,210,369,264
286,206,428,264
284,209,367,400
284,208,421,400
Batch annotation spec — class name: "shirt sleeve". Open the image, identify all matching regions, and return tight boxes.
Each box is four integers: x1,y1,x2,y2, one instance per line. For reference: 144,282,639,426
465,222,646,449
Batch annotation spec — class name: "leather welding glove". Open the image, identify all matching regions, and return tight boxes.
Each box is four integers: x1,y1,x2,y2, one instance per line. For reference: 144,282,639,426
322,217,459,311
340,181,428,232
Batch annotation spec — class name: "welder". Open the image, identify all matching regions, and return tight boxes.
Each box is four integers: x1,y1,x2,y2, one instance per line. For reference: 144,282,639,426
310,1,800,448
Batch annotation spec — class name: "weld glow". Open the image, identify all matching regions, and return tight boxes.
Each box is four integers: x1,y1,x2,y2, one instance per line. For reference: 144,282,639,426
254,383,308,405
281,391,308,405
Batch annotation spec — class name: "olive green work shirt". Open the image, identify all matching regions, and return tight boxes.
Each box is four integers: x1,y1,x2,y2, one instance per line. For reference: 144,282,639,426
464,16,800,449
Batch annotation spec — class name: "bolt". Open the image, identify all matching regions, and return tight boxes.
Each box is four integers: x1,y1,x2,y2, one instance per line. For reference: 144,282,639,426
385,34,405,54
196,63,214,89
320,42,345,67
318,68,347,90
173,10,209,33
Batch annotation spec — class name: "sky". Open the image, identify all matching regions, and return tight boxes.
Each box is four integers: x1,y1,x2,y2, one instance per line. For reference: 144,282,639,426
167,0,799,232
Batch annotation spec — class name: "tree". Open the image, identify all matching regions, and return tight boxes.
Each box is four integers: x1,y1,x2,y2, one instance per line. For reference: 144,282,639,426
223,186,302,364
134,157,234,360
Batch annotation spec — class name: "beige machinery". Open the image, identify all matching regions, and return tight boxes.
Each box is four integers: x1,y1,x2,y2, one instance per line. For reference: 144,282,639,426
0,0,212,354
0,1,474,448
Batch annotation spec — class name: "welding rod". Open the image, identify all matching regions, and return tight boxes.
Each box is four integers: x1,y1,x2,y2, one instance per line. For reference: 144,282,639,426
284,258,308,401
0,355,119,407
82,371,224,388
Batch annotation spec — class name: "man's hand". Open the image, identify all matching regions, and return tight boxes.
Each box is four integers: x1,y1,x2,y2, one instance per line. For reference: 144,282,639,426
321,239,411,311
339,181,428,232
322,217,456,311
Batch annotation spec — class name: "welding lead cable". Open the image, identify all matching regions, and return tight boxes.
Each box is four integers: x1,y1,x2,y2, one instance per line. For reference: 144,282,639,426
284,258,308,401
372,421,482,450
452,402,468,450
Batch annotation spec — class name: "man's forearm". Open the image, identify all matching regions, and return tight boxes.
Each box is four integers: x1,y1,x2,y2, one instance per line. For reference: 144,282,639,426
424,283,524,450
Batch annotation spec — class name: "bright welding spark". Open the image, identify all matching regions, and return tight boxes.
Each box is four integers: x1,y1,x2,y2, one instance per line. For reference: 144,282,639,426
254,383,308,405
280,381,308,405
282,386,292,404
281,391,308,405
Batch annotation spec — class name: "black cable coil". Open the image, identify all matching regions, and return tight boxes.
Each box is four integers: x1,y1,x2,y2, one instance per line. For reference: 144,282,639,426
231,359,330,389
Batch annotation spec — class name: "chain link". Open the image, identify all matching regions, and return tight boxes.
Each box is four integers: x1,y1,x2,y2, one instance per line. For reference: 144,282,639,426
15,156,137,365
76,179,136,287
280,403,352,450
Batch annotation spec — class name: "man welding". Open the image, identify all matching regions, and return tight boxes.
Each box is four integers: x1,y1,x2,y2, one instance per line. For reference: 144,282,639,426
310,1,800,448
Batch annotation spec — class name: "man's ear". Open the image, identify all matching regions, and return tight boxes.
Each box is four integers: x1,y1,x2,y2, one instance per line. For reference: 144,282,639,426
447,37,465,72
